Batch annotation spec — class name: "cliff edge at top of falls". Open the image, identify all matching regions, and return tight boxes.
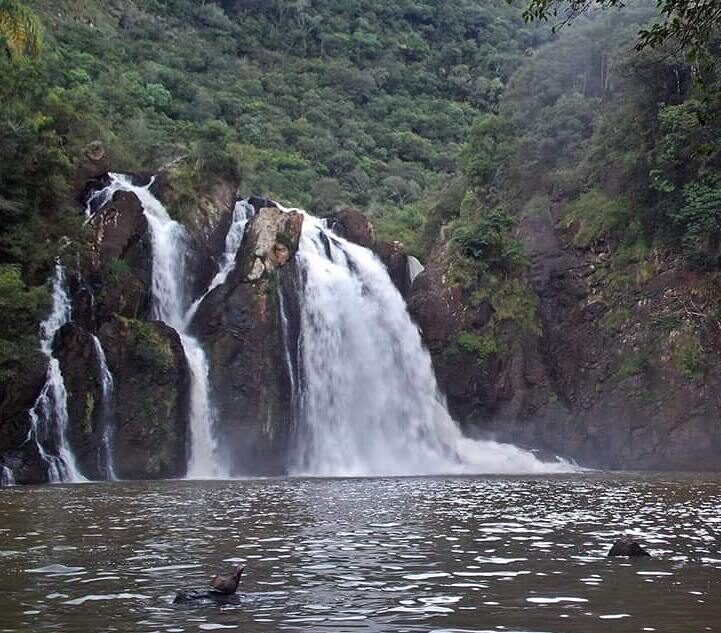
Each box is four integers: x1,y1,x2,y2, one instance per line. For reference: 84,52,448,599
407,193,721,471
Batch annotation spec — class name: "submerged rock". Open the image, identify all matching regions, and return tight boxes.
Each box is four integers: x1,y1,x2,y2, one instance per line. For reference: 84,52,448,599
607,538,651,557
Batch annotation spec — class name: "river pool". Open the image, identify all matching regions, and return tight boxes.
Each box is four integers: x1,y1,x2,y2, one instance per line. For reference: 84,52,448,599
0,475,719,632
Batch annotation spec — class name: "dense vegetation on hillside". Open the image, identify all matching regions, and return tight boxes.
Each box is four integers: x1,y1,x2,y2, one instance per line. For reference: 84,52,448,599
431,5,721,372
0,0,549,387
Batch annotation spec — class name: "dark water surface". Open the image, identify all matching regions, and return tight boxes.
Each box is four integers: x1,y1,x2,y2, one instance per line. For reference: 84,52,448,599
1,475,720,632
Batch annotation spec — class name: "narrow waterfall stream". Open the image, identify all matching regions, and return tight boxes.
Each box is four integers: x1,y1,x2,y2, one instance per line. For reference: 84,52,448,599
92,175,251,479
91,335,117,480
26,265,85,483
289,215,572,476
0,465,14,486
184,199,254,326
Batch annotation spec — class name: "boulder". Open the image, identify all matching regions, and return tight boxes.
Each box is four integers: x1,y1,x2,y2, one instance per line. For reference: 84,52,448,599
0,347,52,485
608,538,651,557
88,190,153,323
97,316,190,479
237,207,304,282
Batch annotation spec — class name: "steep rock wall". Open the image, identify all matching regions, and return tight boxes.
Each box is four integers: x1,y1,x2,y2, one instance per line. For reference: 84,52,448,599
191,206,304,476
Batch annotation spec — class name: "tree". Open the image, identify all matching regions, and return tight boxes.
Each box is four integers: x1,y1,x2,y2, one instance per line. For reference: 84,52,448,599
515,0,721,56
0,0,41,58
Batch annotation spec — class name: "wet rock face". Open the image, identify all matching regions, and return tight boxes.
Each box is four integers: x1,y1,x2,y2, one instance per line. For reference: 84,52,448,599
191,208,304,476
85,190,152,325
322,207,375,249
97,317,190,480
376,240,411,298
413,194,721,471
54,323,107,480
0,348,51,485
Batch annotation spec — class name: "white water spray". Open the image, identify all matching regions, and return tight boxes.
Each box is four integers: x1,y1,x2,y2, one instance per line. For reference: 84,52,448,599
91,335,117,480
27,265,86,483
1,465,15,486
184,199,254,325
94,174,231,478
407,255,425,287
290,216,573,476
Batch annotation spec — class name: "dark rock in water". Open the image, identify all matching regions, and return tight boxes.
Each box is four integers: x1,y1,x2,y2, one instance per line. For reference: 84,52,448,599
173,590,243,606
608,538,651,557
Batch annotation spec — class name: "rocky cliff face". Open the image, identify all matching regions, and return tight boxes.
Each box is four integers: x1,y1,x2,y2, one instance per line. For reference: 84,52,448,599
409,196,721,470
191,204,303,475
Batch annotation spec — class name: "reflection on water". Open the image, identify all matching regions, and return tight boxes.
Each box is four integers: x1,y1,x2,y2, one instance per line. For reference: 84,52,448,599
0,475,720,632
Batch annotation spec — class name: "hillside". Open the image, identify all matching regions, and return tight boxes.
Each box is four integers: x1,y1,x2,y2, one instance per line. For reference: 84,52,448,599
408,8,721,468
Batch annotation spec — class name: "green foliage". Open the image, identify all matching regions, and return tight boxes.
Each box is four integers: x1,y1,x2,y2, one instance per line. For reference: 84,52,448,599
516,0,721,59
452,207,524,274
0,0,42,57
457,330,499,366
127,320,176,372
0,264,48,337
563,190,628,248
618,351,649,379
671,329,705,380
0,264,48,384
670,180,721,269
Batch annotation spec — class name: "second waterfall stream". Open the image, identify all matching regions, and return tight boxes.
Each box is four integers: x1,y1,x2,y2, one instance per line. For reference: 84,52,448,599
98,174,240,479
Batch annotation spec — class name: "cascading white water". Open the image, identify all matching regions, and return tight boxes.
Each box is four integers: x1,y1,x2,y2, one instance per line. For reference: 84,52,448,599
291,216,574,476
407,255,425,287
0,465,15,486
94,174,228,478
27,265,86,483
91,335,117,480
184,199,254,326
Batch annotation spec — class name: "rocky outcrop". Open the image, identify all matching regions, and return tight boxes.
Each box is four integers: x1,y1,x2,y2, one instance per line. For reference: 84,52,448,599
411,195,721,470
52,317,189,480
0,348,51,485
97,317,189,479
322,207,375,249
154,168,238,298
54,323,107,480
608,538,651,557
191,207,303,475
376,240,413,298
85,189,153,325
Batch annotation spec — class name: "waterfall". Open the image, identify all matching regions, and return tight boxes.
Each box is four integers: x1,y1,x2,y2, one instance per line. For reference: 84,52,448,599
1,465,15,486
184,199,254,326
26,265,86,483
94,174,229,478
290,216,573,476
407,255,424,287
91,335,117,480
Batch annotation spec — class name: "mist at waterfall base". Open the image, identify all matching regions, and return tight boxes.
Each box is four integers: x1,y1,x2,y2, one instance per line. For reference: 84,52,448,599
289,213,572,476
27,174,573,482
